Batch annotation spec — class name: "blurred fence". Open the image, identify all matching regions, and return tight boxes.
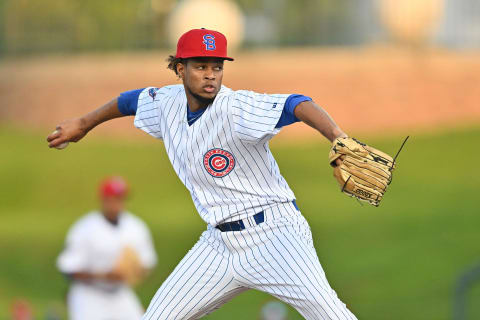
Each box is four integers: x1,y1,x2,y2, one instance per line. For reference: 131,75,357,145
0,0,479,55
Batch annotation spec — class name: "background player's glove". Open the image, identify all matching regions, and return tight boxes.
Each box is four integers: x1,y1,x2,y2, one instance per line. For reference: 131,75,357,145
329,137,395,206
112,247,144,286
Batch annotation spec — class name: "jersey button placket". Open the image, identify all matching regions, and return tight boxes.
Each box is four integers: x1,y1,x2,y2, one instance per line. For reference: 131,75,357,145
184,118,203,203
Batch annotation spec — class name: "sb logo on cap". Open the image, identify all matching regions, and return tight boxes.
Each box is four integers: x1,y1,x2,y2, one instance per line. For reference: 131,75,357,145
203,34,216,51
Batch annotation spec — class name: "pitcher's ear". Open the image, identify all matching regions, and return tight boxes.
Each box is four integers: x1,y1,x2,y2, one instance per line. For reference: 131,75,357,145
177,62,185,79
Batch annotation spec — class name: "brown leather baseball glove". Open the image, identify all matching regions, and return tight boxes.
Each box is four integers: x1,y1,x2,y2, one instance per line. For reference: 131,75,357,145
112,246,144,286
329,137,396,206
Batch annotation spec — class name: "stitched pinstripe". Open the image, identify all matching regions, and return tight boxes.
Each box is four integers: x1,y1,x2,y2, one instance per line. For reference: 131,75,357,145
163,249,221,319
271,205,342,317
269,205,354,320
180,253,230,317
143,242,211,319
244,226,318,319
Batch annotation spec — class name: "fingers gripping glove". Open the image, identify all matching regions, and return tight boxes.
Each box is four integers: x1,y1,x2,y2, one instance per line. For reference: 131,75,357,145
329,137,395,206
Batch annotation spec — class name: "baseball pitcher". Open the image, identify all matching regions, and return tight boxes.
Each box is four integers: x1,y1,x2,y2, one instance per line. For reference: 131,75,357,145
48,29,398,319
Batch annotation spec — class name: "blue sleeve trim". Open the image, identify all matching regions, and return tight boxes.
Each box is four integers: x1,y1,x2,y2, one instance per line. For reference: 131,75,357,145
117,88,144,115
275,94,312,128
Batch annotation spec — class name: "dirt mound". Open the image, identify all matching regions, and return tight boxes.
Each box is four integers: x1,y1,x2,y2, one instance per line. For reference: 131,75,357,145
1,48,479,139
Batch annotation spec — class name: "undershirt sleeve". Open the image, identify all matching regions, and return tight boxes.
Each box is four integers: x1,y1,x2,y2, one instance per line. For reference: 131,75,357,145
275,94,312,128
117,88,144,115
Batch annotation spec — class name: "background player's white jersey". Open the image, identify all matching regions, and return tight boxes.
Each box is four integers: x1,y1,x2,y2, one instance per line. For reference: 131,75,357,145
57,211,157,320
134,85,296,226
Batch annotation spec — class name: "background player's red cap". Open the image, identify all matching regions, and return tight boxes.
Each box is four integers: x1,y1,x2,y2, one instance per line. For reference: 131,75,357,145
99,176,128,198
175,28,234,61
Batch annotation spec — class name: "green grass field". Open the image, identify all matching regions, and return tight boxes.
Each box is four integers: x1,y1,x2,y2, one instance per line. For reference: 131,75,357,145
1,124,480,319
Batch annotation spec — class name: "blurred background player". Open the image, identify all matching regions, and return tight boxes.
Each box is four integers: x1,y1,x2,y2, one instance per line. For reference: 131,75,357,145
56,176,157,320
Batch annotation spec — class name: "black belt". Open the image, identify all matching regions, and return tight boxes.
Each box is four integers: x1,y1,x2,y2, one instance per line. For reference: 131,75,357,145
216,200,298,232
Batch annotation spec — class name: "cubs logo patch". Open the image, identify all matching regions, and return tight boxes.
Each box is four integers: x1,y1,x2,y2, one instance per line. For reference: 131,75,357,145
203,148,235,177
203,34,216,51
148,88,158,101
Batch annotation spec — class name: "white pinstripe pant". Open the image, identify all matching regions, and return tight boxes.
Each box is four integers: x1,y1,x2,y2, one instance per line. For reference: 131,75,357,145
142,202,357,320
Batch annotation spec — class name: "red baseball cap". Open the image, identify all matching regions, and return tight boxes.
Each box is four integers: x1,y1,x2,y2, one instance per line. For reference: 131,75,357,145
99,176,128,198
175,28,234,61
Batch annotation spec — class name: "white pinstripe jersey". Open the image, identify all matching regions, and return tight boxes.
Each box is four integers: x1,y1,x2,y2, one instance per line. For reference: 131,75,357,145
134,84,296,226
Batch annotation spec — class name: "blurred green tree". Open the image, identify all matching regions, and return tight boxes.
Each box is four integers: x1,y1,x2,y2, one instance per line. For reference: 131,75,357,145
2,0,167,55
